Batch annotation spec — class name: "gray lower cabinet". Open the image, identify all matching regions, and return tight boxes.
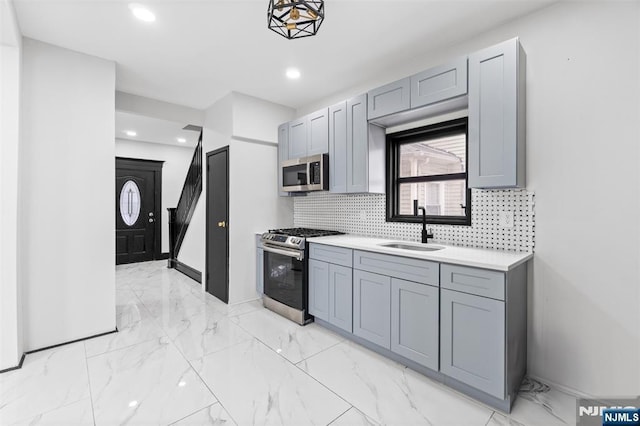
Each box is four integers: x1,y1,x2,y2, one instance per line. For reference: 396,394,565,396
328,263,353,332
256,248,264,294
367,77,411,120
390,278,439,370
308,259,330,321
468,37,525,189
410,57,468,109
353,269,391,349
309,244,353,332
256,234,264,295
440,288,505,399
277,123,289,196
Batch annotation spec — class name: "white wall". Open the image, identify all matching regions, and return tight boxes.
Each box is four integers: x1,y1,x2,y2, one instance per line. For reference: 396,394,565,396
20,39,116,350
178,92,294,304
298,2,640,396
115,139,194,253
115,91,204,127
0,0,23,370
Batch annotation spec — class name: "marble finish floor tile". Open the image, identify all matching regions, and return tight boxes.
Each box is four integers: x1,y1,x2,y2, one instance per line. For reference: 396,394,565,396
8,398,94,426
329,407,379,426
165,309,253,361
87,337,216,426
208,298,265,317
171,403,237,426
0,343,90,424
193,338,350,426
136,284,211,321
85,294,165,358
299,341,493,426
233,308,343,363
492,378,578,426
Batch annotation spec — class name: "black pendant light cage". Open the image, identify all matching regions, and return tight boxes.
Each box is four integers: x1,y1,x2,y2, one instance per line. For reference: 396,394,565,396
267,0,325,40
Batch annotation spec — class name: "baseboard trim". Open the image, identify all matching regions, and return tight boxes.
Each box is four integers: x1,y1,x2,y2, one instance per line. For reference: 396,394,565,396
0,328,118,375
526,373,591,399
0,353,26,375
173,259,202,283
158,252,170,260
25,329,119,356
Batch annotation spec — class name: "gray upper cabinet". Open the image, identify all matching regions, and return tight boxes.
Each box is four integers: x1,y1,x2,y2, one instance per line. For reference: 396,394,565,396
410,57,468,109
328,263,353,333
441,288,505,399
307,108,329,156
353,269,391,349
346,94,385,193
277,123,289,197
329,95,385,194
468,37,526,188
328,101,348,193
367,77,411,120
391,278,439,370
288,117,307,159
309,259,330,321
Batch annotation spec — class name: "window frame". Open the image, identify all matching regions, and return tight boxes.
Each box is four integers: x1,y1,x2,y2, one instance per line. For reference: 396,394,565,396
385,117,471,226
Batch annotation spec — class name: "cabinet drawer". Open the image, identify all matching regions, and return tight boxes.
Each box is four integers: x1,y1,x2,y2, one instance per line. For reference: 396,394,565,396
309,243,353,267
410,57,467,109
367,77,411,120
441,264,505,300
353,250,439,286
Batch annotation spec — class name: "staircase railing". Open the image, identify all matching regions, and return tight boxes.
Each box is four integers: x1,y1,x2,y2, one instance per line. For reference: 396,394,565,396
168,130,203,267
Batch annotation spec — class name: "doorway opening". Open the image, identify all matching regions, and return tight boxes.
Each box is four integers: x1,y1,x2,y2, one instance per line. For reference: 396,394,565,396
115,158,163,264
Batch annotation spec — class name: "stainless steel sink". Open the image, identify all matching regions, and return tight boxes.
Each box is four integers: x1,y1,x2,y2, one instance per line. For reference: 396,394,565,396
378,242,444,252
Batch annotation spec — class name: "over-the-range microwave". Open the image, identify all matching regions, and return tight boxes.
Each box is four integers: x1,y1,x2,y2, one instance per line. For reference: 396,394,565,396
281,153,329,192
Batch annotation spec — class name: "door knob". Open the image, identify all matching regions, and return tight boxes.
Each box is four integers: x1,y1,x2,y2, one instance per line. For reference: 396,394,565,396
149,218,154,223
218,221,226,228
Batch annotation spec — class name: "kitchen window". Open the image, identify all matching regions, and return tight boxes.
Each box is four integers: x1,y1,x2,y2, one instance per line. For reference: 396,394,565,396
386,117,471,226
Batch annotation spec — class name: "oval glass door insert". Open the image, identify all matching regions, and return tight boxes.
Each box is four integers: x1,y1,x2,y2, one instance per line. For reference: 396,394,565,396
120,180,141,226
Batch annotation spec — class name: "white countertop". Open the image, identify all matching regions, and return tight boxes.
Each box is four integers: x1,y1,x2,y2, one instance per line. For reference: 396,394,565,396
306,235,532,271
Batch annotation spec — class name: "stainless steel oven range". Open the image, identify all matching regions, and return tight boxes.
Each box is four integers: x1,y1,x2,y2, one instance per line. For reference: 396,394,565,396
261,228,343,325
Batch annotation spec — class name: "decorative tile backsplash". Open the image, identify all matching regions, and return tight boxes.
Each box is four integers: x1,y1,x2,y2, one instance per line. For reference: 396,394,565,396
294,189,535,252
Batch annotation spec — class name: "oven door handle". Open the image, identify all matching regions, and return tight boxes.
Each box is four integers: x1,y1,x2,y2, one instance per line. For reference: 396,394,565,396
262,245,304,261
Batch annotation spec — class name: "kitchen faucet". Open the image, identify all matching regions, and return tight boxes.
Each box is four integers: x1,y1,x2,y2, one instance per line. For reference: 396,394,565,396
413,199,434,244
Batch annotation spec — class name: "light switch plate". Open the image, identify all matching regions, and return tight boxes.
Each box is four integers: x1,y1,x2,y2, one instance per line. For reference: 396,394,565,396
499,211,514,228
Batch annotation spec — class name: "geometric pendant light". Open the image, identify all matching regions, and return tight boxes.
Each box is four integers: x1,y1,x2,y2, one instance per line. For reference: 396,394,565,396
267,0,325,39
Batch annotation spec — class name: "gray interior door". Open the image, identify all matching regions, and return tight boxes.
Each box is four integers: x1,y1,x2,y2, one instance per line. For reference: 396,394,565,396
206,147,229,303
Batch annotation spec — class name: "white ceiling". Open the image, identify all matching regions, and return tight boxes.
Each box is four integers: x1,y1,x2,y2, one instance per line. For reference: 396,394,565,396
116,111,200,147
13,0,554,110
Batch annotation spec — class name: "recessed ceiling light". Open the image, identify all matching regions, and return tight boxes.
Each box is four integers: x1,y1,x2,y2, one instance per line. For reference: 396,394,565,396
129,3,156,22
286,68,301,80
125,130,137,137
177,137,187,143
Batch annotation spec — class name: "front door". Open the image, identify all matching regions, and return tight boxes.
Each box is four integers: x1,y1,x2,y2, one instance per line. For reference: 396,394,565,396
206,147,229,303
115,158,162,265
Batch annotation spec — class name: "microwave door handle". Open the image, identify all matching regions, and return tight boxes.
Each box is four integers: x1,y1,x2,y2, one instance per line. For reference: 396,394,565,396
262,245,304,261
307,162,311,185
